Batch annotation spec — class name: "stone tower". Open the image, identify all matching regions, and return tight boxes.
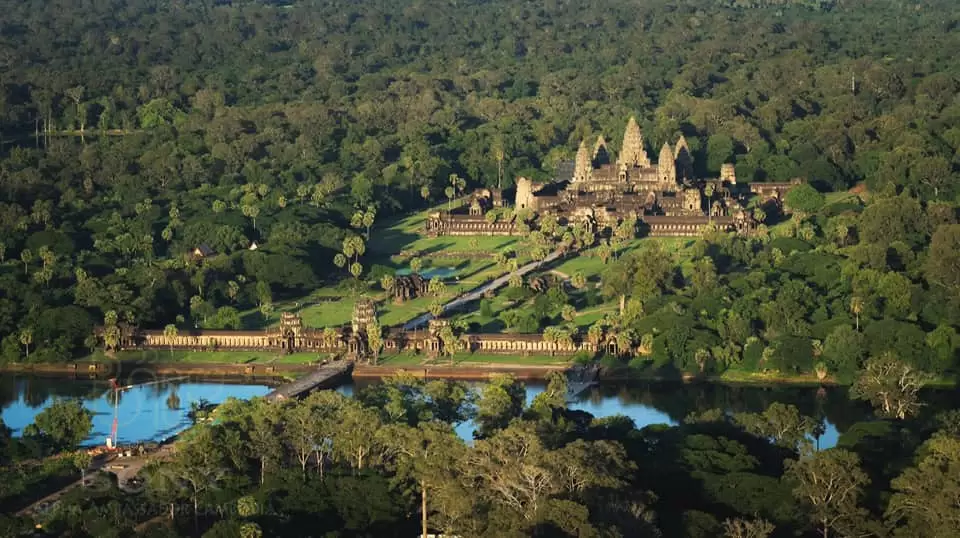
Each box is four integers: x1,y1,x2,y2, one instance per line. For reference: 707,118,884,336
279,312,303,337
720,163,737,185
657,142,676,190
618,116,650,168
592,135,610,166
573,140,592,183
682,188,703,216
515,177,536,210
674,135,693,180
352,297,377,335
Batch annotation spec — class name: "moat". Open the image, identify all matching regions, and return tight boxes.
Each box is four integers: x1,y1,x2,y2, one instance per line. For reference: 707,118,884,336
4,373,932,449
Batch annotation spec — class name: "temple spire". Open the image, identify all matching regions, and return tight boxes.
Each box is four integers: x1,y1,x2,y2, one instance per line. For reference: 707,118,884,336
593,135,610,166
618,116,649,168
674,134,690,159
573,139,591,182
658,142,676,188
674,135,693,180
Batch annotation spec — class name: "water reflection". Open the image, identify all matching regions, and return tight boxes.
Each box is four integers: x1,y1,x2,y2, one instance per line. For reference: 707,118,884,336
0,376,270,446
4,375,934,449
343,380,865,448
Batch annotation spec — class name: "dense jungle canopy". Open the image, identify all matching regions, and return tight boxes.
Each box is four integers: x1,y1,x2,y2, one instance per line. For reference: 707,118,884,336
0,0,958,374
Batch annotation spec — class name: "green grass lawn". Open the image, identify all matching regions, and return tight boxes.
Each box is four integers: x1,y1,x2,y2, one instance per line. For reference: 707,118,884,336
239,254,511,330
824,191,861,205
387,235,523,258
552,237,695,281
95,349,321,364
368,204,528,268
570,305,618,328
453,353,570,366
374,351,570,367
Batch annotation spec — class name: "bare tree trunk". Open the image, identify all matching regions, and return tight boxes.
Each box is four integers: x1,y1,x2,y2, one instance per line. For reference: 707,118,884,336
421,480,428,538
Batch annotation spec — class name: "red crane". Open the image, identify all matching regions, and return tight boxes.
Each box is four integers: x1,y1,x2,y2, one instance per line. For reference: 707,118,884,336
108,378,119,450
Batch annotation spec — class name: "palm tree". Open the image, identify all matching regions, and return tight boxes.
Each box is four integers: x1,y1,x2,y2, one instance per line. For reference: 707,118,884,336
543,326,559,355
103,325,121,353
362,208,376,240
187,398,212,423
849,296,864,331
19,329,32,360
814,362,828,383
444,186,455,211
493,139,505,189
163,324,178,357
556,327,574,350
587,323,604,351
321,327,340,349
365,321,384,365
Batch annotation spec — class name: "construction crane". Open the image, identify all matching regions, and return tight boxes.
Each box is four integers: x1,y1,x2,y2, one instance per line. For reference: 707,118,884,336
107,378,120,450
105,376,189,450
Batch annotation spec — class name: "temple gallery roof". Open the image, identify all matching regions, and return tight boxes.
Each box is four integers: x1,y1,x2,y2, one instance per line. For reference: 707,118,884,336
555,160,575,183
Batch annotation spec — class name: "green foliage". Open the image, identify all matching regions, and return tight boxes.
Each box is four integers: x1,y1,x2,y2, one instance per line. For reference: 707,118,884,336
783,184,825,215
23,399,92,452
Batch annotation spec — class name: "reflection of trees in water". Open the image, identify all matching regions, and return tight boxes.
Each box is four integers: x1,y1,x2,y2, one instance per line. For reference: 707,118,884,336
0,376,20,409
590,382,876,431
166,391,181,410
23,378,54,408
5,376,114,409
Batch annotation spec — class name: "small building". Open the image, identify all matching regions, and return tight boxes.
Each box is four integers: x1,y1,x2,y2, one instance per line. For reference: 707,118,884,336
191,244,215,259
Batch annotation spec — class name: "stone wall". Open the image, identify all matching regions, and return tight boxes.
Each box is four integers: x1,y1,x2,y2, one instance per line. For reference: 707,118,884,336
114,328,348,354
113,327,614,358
426,214,518,236
643,215,736,237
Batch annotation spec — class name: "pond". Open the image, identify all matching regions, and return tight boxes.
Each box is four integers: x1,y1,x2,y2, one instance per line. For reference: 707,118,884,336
395,267,459,279
340,379,854,448
3,374,949,449
0,375,270,446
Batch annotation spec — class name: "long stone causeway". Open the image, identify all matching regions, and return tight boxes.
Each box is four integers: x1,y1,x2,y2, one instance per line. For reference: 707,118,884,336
402,249,565,331
265,360,354,401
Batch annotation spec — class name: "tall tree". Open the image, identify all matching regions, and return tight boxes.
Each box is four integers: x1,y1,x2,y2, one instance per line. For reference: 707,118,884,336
887,434,960,536
163,324,178,357
26,399,92,451
381,422,467,538
784,449,870,538
851,354,929,419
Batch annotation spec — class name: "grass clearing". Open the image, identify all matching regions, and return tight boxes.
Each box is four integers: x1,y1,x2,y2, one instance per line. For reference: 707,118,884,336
374,351,570,367
98,350,321,364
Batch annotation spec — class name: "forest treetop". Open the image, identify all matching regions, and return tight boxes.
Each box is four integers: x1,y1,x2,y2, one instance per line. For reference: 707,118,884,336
0,0,958,368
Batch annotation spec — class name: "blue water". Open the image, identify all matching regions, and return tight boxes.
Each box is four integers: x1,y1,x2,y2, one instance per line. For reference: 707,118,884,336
0,378,270,446
395,267,459,279
338,381,842,448
2,377,847,449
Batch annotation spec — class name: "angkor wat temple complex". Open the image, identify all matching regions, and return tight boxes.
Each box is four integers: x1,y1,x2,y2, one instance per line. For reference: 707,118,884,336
426,117,800,238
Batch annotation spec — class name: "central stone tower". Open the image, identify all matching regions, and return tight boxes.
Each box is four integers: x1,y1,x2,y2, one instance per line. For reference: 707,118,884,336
352,297,377,335
618,116,650,168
